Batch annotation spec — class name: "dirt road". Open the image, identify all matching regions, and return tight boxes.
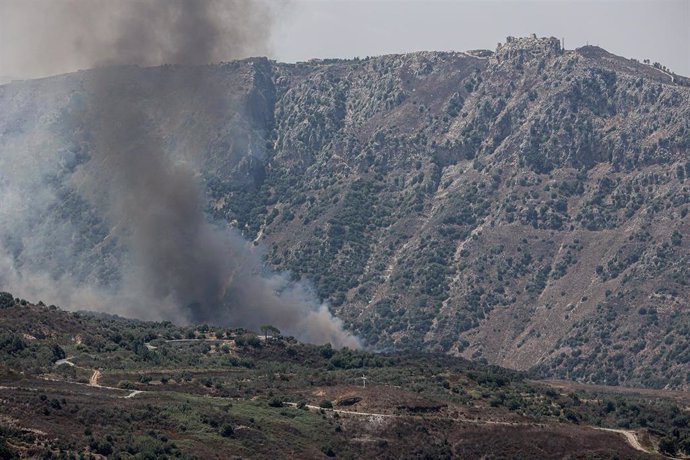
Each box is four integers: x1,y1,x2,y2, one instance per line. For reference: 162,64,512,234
290,403,657,455
54,358,75,367
593,427,656,456
89,370,101,387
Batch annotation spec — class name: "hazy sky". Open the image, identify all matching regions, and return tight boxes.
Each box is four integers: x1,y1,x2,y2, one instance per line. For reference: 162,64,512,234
1,0,688,79
272,0,689,76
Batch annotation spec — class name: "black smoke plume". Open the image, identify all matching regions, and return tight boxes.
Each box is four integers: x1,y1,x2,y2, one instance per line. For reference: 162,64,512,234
0,0,360,348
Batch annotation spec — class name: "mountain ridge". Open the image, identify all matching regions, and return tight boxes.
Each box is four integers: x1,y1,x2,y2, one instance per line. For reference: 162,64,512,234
1,36,689,389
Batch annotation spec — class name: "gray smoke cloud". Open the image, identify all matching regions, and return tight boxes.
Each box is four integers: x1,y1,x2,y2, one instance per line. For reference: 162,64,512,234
0,0,360,348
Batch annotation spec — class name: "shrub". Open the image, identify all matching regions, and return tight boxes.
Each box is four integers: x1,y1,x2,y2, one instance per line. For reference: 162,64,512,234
268,398,283,408
236,334,261,348
0,292,14,309
94,440,113,456
0,440,14,459
320,344,335,359
319,400,333,409
51,344,66,361
240,358,255,369
220,425,234,437
672,231,683,246
659,437,677,456
0,334,26,354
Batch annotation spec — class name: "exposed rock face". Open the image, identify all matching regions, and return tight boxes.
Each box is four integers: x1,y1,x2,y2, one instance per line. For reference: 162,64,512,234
1,37,689,388
495,35,563,63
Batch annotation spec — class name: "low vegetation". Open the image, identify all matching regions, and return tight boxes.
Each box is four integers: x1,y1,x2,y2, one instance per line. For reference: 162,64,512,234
0,296,688,458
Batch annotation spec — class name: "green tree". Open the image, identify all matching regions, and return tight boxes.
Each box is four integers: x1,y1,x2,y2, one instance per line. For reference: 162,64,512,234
51,344,66,362
0,292,14,309
220,425,234,437
260,325,281,340
671,231,683,246
659,437,677,456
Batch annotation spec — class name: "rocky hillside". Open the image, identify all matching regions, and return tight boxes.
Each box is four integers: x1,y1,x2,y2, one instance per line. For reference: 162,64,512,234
1,36,689,389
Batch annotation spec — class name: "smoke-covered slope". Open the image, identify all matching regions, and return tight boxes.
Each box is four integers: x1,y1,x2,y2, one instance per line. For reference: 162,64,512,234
1,36,689,387
0,60,360,348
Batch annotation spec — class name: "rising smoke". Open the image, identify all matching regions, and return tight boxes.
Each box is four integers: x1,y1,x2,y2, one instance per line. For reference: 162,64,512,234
0,0,360,348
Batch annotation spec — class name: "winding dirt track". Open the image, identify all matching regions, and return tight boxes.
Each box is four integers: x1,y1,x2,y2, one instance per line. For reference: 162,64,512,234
593,428,655,456
89,370,101,386
86,369,143,399
290,403,658,456
0,380,658,455
298,403,530,426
